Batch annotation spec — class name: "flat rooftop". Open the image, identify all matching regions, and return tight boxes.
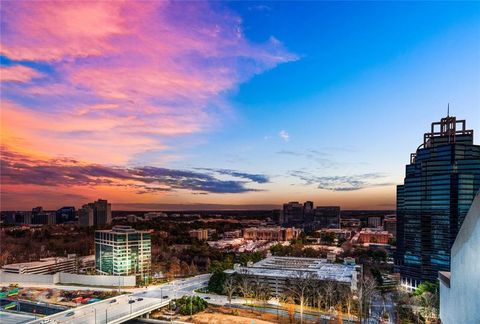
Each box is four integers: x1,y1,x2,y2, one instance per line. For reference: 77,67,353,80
232,256,357,283
2,257,74,270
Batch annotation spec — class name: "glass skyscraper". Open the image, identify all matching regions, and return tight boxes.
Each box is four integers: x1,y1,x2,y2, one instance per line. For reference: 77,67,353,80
95,226,151,280
395,115,480,289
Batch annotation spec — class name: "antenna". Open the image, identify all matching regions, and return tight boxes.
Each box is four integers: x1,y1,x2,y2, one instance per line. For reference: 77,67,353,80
447,103,450,117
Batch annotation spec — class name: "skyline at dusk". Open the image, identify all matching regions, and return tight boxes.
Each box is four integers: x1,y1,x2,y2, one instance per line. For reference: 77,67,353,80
1,1,479,210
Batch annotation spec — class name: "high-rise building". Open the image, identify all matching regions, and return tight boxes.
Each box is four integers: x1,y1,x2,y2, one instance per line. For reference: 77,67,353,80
314,206,341,229
282,202,304,226
78,199,111,227
383,217,397,238
395,115,480,289
93,199,111,226
439,191,480,324
56,206,76,224
78,205,94,227
95,226,151,280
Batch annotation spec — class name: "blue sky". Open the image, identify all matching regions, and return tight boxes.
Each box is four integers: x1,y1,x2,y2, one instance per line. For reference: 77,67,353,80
1,1,479,209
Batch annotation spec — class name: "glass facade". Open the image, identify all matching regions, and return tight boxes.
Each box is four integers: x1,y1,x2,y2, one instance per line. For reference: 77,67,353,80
395,116,480,287
95,226,151,280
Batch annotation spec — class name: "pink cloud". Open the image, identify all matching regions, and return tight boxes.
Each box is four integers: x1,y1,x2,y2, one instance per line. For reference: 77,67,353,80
1,1,297,166
0,65,43,82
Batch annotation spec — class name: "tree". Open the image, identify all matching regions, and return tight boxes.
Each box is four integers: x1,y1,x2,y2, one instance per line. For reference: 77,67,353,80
358,276,377,323
285,271,315,324
252,278,270,306
324,280,336,311
236,271,253,304
208,271,227,294
166,257,181,280
313,281,326,313
223,275,237,305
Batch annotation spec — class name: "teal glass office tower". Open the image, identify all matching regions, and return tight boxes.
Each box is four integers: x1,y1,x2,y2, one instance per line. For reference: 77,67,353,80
395,115,480,289
95,226,151,280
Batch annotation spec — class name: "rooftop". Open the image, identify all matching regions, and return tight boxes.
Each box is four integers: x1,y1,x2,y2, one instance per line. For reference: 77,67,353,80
231,256,357,283
2,256,75,270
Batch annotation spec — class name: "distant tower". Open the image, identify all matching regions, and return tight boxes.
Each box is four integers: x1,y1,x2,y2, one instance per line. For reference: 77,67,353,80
395,114,480,290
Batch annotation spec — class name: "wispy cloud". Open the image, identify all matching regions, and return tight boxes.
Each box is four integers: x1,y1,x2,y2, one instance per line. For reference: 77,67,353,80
277,149,338,168
194,167,270,184
288,170,394,191
1,147,268,194
279,130,290,141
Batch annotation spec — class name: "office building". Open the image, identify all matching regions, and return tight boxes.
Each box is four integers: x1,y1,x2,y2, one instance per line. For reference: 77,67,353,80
282,202,304,226
95,226,151,279
1,255,78,274
227,256,361,296
368,216,382,228
78,205,94,227
314,206,341,229
396,115,480,289
439,191,480,324
32,212,56,225
56,206,76,224
383,217,397,238
78,199,112,227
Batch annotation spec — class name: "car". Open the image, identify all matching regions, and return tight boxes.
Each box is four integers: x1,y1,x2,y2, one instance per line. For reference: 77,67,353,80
137,298,143,301
109,299,117,304
163,295,169,299
203,296,211,300
65,311,75,317
128,299,136,304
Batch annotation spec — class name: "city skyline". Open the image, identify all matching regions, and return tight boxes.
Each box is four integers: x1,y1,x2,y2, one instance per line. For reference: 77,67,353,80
1,1,479,210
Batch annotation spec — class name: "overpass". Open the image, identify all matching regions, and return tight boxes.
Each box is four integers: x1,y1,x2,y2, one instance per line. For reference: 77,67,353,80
27,274,211,324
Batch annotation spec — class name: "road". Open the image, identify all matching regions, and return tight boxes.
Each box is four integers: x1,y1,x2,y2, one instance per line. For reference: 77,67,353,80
0,311,37,324
27,274,211,324
367,292,396,324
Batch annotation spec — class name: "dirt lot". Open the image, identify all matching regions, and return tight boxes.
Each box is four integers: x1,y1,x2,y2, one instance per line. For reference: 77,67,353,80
179,305,284,324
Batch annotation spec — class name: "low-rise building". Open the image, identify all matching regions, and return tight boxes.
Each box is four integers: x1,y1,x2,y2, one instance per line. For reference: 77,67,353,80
242,226,301,241
341,218,361,229
189,229,209,240
144,212,168,221
227,256,361,297
1,254,78,274
223,230,242,239
358,228,391,244
317,228,352,241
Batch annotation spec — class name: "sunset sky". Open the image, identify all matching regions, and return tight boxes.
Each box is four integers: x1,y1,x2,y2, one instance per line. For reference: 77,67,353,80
1,1,479,210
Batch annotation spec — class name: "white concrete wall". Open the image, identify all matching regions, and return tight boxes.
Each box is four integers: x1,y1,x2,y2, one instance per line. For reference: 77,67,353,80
59,273,136,287
0,271,135,287
0,271,59,284
440,192,480,324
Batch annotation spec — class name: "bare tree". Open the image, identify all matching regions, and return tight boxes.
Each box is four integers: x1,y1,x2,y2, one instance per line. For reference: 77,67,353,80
358,275,377,323
223,275,237,306
285,271,315,324
324,280,336,311
313,280,326,313
344,291,355,322
253,279,271,306
236,271,253,305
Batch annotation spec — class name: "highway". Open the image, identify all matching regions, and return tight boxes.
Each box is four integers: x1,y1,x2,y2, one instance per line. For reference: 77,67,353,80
27,274,211,324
